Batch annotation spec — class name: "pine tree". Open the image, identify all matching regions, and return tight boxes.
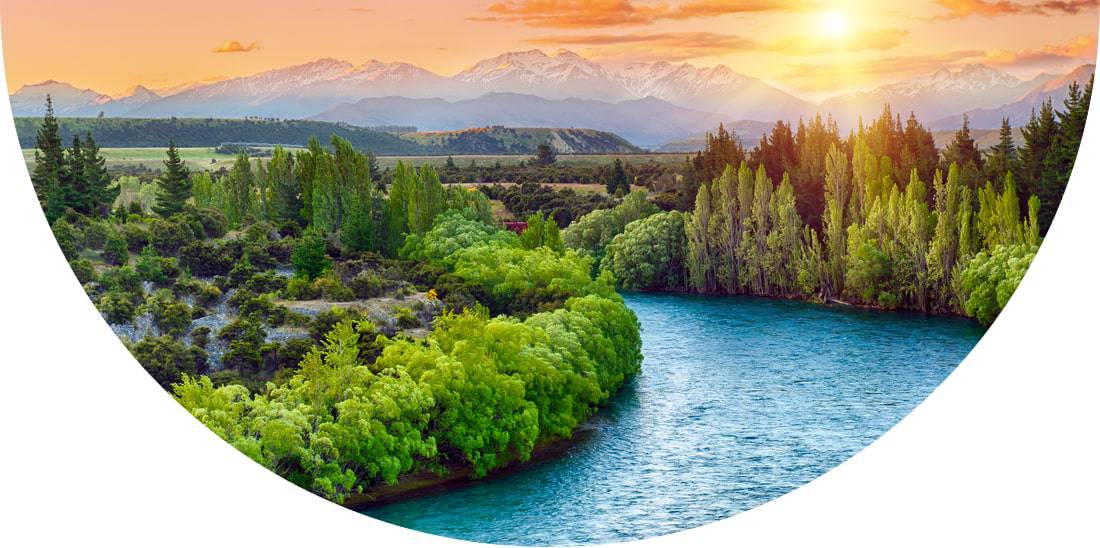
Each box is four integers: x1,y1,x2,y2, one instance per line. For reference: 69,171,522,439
943,114,983,190
984,118,1017,189
153,141,192,217
33,95,65,213
62,136,88,214
535,143,557,167
1036,77,1091,234
607,158,630,196
82,133,116,216
1017,99,1057,214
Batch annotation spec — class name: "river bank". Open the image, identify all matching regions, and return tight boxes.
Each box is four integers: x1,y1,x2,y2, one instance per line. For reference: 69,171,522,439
344,423,600,510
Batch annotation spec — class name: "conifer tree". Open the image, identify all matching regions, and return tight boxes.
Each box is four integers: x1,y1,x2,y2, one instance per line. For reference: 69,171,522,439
268,146,302,224
33,96,66,216
985,118,1017,187
943,114,983,189
82,132,116,216
153,141,192,217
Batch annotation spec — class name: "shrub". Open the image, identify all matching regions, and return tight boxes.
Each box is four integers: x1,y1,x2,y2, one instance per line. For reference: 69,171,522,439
185,207,229,239
128,336,205,390
291,228,330,280
266,238,295,264
394,306,420,329
51,218,82,260
135,246,179,283
190,326,211,349
179,241,234,277
69,258,98,285
221,320,265,373
100,266,143,294
173,277,222,307
243,271,288,295
349,270,385,299
83,222,111,250
97,291,138,324
228,258,258,288
315,271,354,301
961,244,1037,325
143,290,193,338
284,276,319,301
102,230,130,266
149,219,194,256
121,223,150,252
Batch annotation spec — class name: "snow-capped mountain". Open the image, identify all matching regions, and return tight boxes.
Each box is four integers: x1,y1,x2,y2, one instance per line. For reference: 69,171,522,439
819,63,1058,130
613,61,812,122
9,80,112,116
99,85,161,116
455,49,626,101
931,64,1095,130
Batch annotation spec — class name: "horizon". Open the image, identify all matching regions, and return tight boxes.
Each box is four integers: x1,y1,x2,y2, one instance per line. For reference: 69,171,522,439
9,48,1098,106
1,1,1097,100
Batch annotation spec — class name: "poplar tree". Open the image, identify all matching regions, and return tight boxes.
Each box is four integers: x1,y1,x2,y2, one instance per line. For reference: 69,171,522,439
153,142,192,217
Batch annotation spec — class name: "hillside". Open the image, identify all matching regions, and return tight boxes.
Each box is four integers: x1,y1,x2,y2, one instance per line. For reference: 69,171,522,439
14,117,432,154
14,117,643,155
402,127,642,154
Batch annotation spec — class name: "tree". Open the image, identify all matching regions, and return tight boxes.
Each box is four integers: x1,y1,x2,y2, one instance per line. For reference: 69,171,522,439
268,146,302,224
606,158,630,196
32,95,64,208
985,118,1017,187
154,141,192,217
518,212,564,253
223,153,255,227
535,143,557,167
81,133,117,216
292,227,331,280
942,114,984,190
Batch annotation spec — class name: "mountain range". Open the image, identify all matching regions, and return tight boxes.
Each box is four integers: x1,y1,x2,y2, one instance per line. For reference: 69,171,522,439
9,49,1094,149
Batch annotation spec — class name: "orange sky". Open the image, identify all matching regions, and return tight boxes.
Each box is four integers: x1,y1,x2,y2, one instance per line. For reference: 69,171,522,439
1,0,1097,100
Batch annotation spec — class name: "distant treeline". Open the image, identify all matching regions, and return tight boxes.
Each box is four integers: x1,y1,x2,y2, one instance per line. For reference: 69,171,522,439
15,117,432,154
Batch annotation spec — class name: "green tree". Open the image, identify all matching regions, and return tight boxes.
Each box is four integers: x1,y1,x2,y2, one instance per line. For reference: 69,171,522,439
606,158,630,196
292,227,331,280
32,95,64,209
535,143,557,167
153,142,192,217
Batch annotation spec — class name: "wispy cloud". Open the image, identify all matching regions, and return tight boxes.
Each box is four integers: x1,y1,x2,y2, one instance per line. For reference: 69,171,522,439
984,34,1098,68
932,0,1098,20
526,31,758,62
212,40,259,54
472,0,811,28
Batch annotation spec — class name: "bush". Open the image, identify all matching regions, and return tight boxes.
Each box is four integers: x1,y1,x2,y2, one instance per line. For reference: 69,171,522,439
315,271,354,302
284,276,319,301
179,241,234,277
97,291,138,324
143,290,193,338
83,222,111,250
349,270,385,299
129,336,205,389
220,320,265,373
149,219,194,256
100,266,143,294
51,218,82,260
102,230,130,266
121,224,150,252
267,238,295,264
185,207,229,239
961,244,1036,325
136,246,180,283
394,306,420,329
69,258,98,285
243,271,288,295
291,229,330,280
190,326,211,349
228,258,258,288
173,277,223,307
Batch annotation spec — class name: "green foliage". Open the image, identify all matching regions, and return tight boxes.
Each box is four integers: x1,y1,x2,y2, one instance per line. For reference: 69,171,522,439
97,290,139,325
149,219,195,256
143,290,194,338
400,210,517,269
51,218,81,260
960,244,1037,325
291,228,331,280
153,142,192,218
131,336,205,389
135,246,180,284
601,211,690,291
178,240,234,277
69,258,98,285
518,212,564,253
102,229,131,266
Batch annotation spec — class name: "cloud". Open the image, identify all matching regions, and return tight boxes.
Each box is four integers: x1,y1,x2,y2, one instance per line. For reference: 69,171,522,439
932,0,1098,20
769,29,908,56
212,40,258,54
781,50,986,87
984,34,1098,68
527,31,756,48
472,0,810,28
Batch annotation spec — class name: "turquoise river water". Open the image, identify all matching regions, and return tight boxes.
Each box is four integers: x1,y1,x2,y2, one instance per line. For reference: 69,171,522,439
365,292,985,545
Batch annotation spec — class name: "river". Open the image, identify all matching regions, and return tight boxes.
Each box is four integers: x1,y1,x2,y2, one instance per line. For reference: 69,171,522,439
365,292,985,545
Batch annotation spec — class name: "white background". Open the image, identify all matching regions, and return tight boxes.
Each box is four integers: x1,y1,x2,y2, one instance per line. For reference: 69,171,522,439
1,25,1097,548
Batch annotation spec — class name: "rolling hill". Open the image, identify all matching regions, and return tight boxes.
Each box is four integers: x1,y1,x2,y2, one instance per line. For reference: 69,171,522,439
13,117,645,155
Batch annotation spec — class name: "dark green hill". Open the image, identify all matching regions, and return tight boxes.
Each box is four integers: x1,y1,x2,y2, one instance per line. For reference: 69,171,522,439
403,127,643,154
13,117,434,154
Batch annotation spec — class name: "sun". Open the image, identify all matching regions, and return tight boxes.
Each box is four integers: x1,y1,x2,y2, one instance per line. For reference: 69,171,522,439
819,10,850,39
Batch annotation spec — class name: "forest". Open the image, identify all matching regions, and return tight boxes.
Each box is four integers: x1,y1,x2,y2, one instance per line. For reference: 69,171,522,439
27,69,1088,502
30,96,643,503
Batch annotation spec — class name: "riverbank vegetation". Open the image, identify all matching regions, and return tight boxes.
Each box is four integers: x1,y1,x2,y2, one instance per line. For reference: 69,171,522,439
30,96,643,503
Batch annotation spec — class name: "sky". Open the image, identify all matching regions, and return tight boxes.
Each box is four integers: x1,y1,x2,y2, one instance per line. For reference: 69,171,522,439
1,0,1097,101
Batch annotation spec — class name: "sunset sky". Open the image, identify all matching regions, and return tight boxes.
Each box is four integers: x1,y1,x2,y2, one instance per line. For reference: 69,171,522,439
1,0,1097,101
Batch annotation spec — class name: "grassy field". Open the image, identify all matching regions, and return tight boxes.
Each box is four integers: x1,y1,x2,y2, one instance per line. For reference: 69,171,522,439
22,147,687,171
